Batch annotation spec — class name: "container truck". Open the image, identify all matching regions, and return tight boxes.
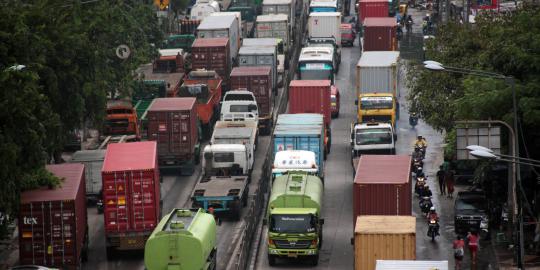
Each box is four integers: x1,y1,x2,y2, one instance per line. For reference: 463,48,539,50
362,17,398,51
197,15,240,63
164,34,196,52
238,45,278,94
103,99,140,141
375,260,449,270
262,0,296,39
190,0,220,21
353,155,412,226
273,114,326,179
227,0,260,38
179,69,223,139
242,38,287,84
271,150,319,180
102,141,161,259
354,216,416,270
266,172,324,266
230,66,274,135
350,121,396,160
69,150,105,205
191,120,258,219
306,37,341,71
298,47,335,84
191,38,232,92
144,208,217,270
19,164,89,269
211,11,255,39
147,98,201,175
309,0,338,12
357,0,389,24
256,14,290,54
308,12,342,45
220,90,259,122
289,80,332,128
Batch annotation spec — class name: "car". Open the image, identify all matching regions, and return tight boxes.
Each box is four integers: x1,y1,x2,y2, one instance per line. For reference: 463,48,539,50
454,191,489,236
330,85,340,118
340,23,356,47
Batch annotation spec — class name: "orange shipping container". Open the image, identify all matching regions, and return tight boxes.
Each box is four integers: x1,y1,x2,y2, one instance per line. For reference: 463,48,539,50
354,215,416,270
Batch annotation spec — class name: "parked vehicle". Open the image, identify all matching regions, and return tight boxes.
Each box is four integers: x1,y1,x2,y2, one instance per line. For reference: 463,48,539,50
144,208,217,270
238,45,278,94
256,14,290,54
19,164,89,269
191,38,232,92
190,0,220,20
353,155,412,225
197,14,241,63
69,150,105,205
147,98,200,175
309,0,338,12
454,191,489,236
266,173,324,266
362,17,398,51
271,150,319,180
350,122,396,161
340,23,356,46
330,85,340,117
220,90,259,122
308,12,342,45
298,47,335,84
354,216,416,270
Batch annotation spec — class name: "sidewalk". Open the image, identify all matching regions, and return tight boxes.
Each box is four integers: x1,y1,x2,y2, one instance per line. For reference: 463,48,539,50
0,224,19,270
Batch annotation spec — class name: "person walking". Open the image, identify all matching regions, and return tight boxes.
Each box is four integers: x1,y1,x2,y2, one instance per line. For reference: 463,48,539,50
436,165,446,195
453,235,465,269
445,169,455,198
467,231,479,264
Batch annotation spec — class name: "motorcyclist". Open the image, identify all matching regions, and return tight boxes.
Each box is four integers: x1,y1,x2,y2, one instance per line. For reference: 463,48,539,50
405,15,413,32
409,112,418,127
412,147,423,160
428,206,440,236
414,135,428,148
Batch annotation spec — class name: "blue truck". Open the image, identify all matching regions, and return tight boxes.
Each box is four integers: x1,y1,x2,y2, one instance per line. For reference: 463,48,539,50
272,114,325,180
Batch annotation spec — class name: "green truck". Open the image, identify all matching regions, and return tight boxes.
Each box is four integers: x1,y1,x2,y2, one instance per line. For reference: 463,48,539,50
266,172,324,266
144,208,217,270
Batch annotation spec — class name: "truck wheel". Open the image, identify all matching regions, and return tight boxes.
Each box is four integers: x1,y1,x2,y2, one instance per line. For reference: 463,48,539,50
106,247,115,261
309,254,319,266
268,254,277,266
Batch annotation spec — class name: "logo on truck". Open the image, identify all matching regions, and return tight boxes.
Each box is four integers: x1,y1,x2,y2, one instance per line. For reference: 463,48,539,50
23,217,38,225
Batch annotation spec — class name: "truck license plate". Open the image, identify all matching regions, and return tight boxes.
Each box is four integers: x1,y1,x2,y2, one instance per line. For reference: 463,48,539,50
287,252,298,258
468,221,477,225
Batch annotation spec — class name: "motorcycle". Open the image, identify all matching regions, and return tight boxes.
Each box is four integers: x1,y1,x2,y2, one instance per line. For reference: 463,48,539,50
415,175,426,196
414,145,426,159
409,114,418,128
419,196,433,216
406,19,413,33
427,218,440,241
412,158,423,174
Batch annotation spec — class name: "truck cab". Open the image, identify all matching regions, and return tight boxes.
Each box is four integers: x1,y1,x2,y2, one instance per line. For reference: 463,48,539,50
220,90,259,123
309,0,338,12
298,47,335,84
103,99,140,138
306,37,341,70
356,93,397,128
271,150,319,181
350,121,396,158
202,144,252,176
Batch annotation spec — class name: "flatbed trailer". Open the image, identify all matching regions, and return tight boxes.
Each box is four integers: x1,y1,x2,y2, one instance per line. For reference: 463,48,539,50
191,175,249,220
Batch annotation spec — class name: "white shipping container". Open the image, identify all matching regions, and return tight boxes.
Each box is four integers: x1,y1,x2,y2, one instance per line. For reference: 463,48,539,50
308,12,342,45
355,51,400,97
190,0,220,20
197,14,241,61
262,0,295,32
375,260,449,270
256,14,290,52
210,11,243,36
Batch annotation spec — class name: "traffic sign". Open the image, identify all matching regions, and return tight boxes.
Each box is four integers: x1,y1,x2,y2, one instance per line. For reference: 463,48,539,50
115,45,131,59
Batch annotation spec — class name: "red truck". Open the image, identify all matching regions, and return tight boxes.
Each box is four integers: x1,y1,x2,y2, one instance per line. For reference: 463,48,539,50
19,164,89,269
102,141,161,259
357,0,389,24
353,155,412,226
191,38,232,93
179,70,223,139
362,17,398,51
147,97,200,175
230,66,274,135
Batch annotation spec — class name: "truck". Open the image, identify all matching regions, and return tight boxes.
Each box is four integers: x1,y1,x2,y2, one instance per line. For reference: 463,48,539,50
355,51,400,126
353,155,412,225
261,0,296,40
271,150,319,180
227,0,261,38
350,122,396,164
238,45,278,94
298,46,335,84
147,98,201,175
191,120,257,219
179,69,223,139
273,114,326,179
289,80,332,128
191,38,232,92
308,12,342,45
306,37,341,71
357,0,388,24
144,208,217,270
197,14,241,64
211,11,255,39
190,0,221,21
309,0,338,12
19,164,89,269
164,34,196,52
230,66,274,135
266,172,324,266
102,141,161,259
220,90,259,122
242,38,287,85
69,150,105,205
256,14,290,54
103,99,140,141
354,216,416,270
362,17,398,51
375,260,449,270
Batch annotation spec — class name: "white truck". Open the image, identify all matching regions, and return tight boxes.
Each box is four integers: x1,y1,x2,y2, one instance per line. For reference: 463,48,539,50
220,90,259,122
262,0,296,40
309,0,338,12
271,150,319,180
209,11,245,39
197,14,241,63
308,12,342,45
256,14,290,54
190,0,221,20
350,121,396,164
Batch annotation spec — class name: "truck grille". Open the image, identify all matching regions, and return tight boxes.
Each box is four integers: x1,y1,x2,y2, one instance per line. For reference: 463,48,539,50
362,115,391,123
274,240,311,249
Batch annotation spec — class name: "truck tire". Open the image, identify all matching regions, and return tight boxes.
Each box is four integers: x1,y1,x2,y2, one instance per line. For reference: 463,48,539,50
230,200,241,221
106,247,115,261
309,254,319,266
268,254,277,266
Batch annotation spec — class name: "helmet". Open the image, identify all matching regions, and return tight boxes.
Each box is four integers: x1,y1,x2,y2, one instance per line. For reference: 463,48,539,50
417,135,423,139
430,206,435,211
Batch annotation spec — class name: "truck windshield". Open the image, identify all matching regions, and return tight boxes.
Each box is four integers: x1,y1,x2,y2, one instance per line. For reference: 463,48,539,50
270,214,316,233
310,7,337,12
214,152,235,163
360,97,393,110
356,128,392,145
230,104,257,112
224,94,255,101
299,62,333,81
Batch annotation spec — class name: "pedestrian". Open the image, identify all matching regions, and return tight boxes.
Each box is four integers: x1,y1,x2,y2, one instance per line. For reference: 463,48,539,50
445,169,455,198
436,165,446,195
467,231,479,264
453,235,465,269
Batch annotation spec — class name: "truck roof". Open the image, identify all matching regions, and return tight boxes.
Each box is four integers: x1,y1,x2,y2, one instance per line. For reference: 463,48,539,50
354,155,411,184
231,66,272,76
273,150,317,169
308,11,341,17
263,0,292,5
299,47,334,61
363,17,398,27
358,51,400,67
70,150,106,162
21,164,84,203
198,15,237,30
289,80,331,87
192,37,229,47
256,14,288,22
239,46,276,55
355,122,393,129
242,38,281,47
269,173,323,210
102,141,157,172
148,97,196,111
159,49,185,57
310,0,337,7
276,113,324,125
375,260,449,270
354,215,415,234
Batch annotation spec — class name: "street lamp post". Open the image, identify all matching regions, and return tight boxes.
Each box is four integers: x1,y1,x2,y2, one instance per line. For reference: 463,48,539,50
424,61,524,269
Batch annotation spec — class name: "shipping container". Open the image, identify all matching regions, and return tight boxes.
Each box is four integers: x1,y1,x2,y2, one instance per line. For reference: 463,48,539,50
308,12,342,45
289,80,331,127
256,14,290,53
190,0,220,21
356,51,400,97
147,98,200,174
262,0,296,37
358,0,389,24
354,216,416,270
19,164,88,269
238,46,278,93
102,141,161,258
69,150,105,204
197,15,241,62
191,38,232,91
376,260,449,270
353,155,412,225
363,17,398,51
209,11,243,35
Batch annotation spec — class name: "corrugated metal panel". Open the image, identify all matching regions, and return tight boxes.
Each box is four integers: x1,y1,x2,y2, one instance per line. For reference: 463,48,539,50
70,150,105,197
356,52,400,97
230,66,273,117
197,15,236,30
363,18,398,51
191,38,231,90
21,164,85,202
288,80,331,127
308,12,342,44
354,216,416,270
102,141,158,172
355,155,411,183
376,260,449,270
363,17,397,27
359,0,388,23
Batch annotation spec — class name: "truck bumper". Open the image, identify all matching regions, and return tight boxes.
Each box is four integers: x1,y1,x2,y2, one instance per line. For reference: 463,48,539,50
268,247,319,257
106,232,151,251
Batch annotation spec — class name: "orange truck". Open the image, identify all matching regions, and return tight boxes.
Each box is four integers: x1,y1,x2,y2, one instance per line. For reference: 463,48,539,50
103,99,140,140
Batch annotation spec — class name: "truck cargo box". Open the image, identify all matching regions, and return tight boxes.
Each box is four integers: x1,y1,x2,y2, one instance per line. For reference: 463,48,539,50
358,0,389,24
353,155,411,225
147,98,199,170
356,51,400,97
363,18,398,51
308,12,342,45
375,260,449,270
262,0,296,37
69,150,105,203
102,141,160,254
238,46,278,93
256,14,290,53
354,215,416,270
289,80,331,127
191,38,232,91
197,15,240,62
19,164,88,269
